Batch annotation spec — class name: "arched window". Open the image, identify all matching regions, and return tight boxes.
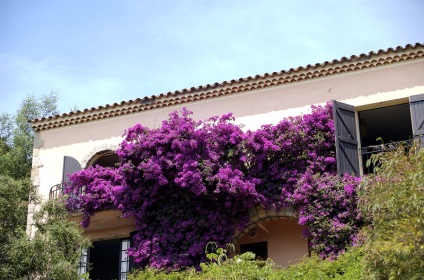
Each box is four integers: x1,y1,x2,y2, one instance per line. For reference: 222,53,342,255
87,150,119,168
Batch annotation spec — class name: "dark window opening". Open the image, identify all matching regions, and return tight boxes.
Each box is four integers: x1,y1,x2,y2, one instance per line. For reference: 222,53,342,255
359,103,413,173
91,153,119,168
90,239,121,280
240,241,268,260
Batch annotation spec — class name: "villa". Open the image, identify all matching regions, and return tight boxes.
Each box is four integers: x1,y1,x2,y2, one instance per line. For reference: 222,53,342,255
27,43,424,279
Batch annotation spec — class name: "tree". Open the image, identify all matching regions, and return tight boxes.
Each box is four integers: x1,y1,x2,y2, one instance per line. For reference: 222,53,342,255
359,144,424,279
0,92,60,267
0,198,91,280
0,175,34,254
0,92,60,247
0,92,90,279
0,92,59,179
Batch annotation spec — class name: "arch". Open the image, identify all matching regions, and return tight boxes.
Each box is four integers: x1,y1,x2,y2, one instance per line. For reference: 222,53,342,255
81,143,119,168
88,150,119,168
233,205,308,267
233,205,298,243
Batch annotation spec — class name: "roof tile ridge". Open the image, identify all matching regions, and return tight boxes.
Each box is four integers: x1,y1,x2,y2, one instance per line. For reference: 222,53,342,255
30,43,423,124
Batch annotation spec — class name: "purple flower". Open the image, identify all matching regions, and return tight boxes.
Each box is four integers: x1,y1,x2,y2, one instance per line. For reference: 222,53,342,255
65,103,363,268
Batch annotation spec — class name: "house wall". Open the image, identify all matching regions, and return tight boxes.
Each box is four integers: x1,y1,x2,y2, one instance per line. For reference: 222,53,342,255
27,52,424,266
39,60,424,148
236,219,308,267
32,60,424,202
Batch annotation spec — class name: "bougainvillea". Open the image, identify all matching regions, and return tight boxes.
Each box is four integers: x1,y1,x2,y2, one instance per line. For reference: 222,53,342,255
66,165,125,228
65,103,362,269
290,172,362,259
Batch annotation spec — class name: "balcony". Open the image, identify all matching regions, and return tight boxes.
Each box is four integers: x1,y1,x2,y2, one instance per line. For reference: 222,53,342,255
49,183,64,199
49,183,85,199
360,139,414,174
49,183,135,242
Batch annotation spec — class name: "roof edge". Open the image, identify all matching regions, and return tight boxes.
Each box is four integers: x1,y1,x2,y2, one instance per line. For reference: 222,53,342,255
30,43,424,131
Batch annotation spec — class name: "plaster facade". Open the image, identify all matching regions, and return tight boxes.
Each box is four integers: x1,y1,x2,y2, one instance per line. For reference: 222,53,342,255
236,219,308,266
27,44,424,271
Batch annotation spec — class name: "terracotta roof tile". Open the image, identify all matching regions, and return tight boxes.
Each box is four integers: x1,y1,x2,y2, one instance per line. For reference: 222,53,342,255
29,43,424,130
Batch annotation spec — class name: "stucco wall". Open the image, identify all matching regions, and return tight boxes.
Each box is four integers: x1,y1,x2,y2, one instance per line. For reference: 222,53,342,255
33,60,424,199
28,58,424,238
236,219,308,267
38,60,424,148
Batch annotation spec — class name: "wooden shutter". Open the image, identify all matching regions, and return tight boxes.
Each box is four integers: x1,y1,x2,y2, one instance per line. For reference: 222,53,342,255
410,94,424,137
333,101,360,176
62,156,82,186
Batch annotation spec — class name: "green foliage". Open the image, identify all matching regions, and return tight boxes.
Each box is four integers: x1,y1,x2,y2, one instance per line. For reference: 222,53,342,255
193,242,276,279
203,242,234,266
0,92,60,244
128,245,364,280
359,144,424,279
0,93,89,279
128,268,195,280
0,92,59,179
197,251,275,280
129,248,275,280
0,198,91,280
270,247,364,280
0,175,35,247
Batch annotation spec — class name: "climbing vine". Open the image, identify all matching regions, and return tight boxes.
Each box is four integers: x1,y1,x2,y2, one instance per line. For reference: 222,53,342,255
65,103,362,269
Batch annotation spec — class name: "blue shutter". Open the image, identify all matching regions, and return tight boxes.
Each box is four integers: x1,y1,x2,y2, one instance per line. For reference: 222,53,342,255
333,101,360,176
410,94,424,137
62,156,82,186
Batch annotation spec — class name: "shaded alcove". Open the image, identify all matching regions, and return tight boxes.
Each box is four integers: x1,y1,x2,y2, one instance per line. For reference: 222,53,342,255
87,150,120,168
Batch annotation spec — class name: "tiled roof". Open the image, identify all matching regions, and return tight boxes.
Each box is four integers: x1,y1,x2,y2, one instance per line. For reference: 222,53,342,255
30,43,424,131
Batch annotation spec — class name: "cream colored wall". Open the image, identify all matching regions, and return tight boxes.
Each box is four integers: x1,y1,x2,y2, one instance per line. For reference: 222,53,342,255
38,60,424,148
35,60,424,194
236,61,424,130
236,219,308,267
34,135,121,201
29,59,424,235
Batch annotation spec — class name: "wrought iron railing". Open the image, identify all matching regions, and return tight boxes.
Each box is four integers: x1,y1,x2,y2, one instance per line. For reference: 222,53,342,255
49,183,85,200
360,139,415,174
49,183,64,199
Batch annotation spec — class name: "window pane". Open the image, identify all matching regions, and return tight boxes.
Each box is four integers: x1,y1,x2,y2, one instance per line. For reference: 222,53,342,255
121,239,129,250
120,239,130,279
121,262,129,272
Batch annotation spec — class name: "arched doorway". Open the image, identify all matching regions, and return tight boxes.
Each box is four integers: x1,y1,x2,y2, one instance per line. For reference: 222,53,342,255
234,206,309,267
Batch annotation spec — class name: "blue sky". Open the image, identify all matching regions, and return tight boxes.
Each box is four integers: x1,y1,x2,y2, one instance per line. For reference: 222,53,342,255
1,0,423,115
